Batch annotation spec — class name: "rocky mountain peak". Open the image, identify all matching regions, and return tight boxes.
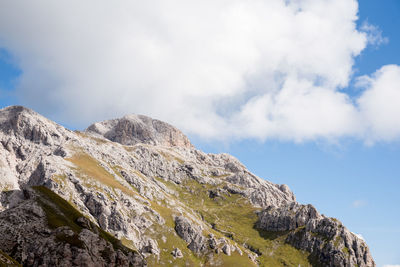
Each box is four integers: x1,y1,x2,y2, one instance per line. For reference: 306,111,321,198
0,105,70,146
0,106,375,266
85,114,193,148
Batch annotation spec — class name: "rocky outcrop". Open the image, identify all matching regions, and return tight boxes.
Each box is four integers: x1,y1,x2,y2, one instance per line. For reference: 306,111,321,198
256,202,320,231
286,217,375,267
256,203,375,266
85,114,193,148
0,105,72,146
171,248,183,258
174,216,207,254
174,216,245,258
0,187,145,267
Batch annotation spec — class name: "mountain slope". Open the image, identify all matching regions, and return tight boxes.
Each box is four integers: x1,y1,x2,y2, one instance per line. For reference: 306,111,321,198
0,106,375,266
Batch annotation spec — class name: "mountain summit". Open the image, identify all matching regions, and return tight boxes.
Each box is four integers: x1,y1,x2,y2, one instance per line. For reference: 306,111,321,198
0,106,375,266
86,114,193,148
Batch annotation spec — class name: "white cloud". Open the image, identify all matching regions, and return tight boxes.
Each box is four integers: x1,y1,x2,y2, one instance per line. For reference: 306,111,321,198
361,21,389,47
383,265,400,267
357,65,400,143
0,0,399,143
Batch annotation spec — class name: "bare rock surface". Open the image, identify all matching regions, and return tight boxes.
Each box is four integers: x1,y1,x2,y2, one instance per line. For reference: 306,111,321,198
174,216,207,254
256,203,374,266
85,114,193,148
171,248,183,258
0,187,145,267
256,202,321,231
0,105,375,266
286,216,375,267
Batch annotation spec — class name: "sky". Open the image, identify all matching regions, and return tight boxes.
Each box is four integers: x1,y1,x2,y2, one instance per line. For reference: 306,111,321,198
0,0,399,266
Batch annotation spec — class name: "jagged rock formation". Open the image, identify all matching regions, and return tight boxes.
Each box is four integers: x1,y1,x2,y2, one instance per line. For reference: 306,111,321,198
0,186,144,266
0,105,375,266
257,203,375,266
256,203,320,232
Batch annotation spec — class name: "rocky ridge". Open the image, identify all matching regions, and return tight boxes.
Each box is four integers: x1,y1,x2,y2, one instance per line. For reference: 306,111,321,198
0,105,375,266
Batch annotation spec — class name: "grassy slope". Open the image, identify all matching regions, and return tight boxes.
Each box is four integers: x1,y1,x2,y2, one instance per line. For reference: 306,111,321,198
32,186,137,255
66,152,137,197
63,149,312,266
157,178,313,267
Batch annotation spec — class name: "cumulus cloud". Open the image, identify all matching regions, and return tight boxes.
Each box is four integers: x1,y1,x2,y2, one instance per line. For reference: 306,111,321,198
0,0,398,143
357,65,400,143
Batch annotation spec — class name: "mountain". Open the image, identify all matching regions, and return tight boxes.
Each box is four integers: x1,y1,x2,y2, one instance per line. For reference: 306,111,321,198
0,105,375,266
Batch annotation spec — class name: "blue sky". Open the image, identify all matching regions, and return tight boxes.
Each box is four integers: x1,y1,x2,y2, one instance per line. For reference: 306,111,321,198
1,1,400,266
194,1,400,265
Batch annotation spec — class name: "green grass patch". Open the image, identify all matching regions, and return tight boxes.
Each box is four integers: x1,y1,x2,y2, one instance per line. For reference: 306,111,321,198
32,186,136,254
149,200,176,228
121,237,136,250
33,186,84,232
333,236,342,248
146,223,203,267
159,178,313,267
204,251,256,267
66,152,136,197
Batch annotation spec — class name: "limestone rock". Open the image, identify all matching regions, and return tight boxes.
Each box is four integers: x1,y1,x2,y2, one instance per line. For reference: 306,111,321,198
0,105,72,146
171,248,183,258
256,202,321,231
141,238,160,255
174,216,207,254
0,187,145,267
285,216,375,267
221,244,231,256
85,114,193,148
256,204,375,267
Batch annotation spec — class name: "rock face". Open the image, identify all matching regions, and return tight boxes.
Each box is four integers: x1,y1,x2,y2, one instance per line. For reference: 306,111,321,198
256,202,320,231
174,216,207,254
86,114,193,148
256,203,375,267
0,187,145,267
0,105,375,266
286,217,375,267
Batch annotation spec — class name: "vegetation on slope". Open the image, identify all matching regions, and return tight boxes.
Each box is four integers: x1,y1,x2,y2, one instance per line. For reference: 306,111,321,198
32,186,137,254
66,151,138,198
146,198,256,267
61,148,312,266
157,178,313,267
